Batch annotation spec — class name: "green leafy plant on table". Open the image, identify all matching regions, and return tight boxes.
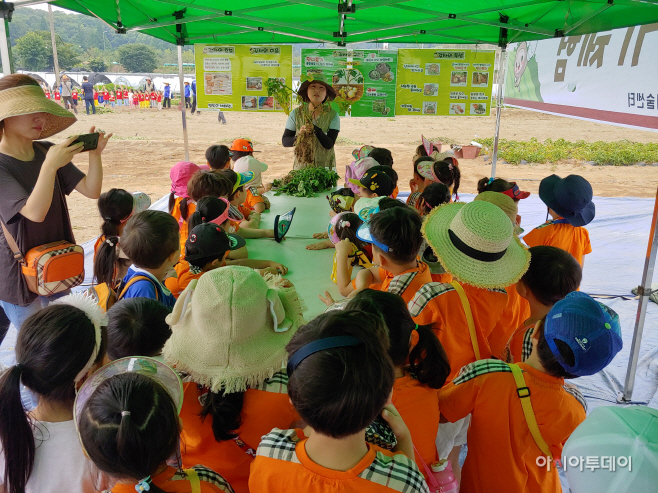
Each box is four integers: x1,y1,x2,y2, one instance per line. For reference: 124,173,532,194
272,167,340,198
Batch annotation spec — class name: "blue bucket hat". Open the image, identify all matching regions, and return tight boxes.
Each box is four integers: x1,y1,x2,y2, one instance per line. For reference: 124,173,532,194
544,292,622,377
538,174,595,226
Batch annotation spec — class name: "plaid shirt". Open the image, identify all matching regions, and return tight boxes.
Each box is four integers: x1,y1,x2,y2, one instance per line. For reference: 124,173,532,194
255,429,430,493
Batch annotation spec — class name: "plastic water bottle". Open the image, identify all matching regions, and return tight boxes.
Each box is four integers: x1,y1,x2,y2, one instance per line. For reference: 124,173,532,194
431,460,459,493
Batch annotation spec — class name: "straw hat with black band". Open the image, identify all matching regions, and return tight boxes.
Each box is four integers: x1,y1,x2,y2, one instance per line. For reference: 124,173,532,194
0,84,76,138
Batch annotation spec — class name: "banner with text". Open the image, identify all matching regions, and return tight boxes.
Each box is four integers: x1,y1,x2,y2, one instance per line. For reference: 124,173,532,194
504,24,658,130
301,49,398,117
395,49,495,116
195,44,292,112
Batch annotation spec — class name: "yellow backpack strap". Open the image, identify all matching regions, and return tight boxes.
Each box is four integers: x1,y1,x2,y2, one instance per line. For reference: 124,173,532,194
508,363,553,458
184,468,201,493
449,281,481,360
117,275,160,301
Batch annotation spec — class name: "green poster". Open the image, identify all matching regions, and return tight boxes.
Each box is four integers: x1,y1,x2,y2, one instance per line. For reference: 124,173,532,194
301,49,397,117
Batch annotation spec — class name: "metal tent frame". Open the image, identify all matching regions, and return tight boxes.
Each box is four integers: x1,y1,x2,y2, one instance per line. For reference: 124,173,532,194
4,0,658,402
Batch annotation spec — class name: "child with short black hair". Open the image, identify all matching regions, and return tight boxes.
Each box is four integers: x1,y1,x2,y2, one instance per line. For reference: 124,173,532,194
344,207,431,302
523,174,594,267
368,147,393,167
0,293,109,493
206,144,233,170
346,290,450,476
106,297,172,360
249,310,428,493
438,292,622,493
119,210,180,308
504,246,582,363
76,359,234,493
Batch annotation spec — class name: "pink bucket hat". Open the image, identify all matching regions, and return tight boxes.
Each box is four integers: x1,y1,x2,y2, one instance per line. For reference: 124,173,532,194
170,161,201,198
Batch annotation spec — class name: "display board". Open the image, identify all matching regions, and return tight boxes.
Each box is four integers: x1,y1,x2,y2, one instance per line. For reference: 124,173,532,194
504,24,658,131
301,49,398,117
194,44,292,111
395,49,496,116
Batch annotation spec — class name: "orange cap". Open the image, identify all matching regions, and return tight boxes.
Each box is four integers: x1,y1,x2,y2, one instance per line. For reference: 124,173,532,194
230,138,256,152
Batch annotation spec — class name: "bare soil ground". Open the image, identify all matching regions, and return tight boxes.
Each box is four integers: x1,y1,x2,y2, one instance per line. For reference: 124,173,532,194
60,106,658,243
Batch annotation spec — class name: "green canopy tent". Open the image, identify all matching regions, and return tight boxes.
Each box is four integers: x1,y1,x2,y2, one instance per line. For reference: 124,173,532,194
7,0,658,403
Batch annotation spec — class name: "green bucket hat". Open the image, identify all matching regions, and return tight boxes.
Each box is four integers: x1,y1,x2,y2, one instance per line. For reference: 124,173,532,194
298,72,336,102
422,200,530,289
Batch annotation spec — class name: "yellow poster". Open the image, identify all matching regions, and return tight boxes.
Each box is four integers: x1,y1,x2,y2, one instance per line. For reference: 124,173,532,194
396,49,496,116
194,44,292,112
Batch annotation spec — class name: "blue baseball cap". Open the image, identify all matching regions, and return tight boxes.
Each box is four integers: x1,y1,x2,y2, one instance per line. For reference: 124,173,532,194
538,174,595,227
544,292,622,377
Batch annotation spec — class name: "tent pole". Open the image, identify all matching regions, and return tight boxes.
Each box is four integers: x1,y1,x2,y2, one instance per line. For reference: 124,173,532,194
0,1,14,76
177,44,189,161
48,4,61,90
490,46,507,179
620,186,658,402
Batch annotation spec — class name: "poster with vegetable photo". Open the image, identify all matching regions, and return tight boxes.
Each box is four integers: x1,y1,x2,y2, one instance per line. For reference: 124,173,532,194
396,49,495,116
301,49,397,117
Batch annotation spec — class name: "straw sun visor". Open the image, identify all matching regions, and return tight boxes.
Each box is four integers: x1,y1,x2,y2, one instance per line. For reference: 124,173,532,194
422,201,530,289
0,85,77,138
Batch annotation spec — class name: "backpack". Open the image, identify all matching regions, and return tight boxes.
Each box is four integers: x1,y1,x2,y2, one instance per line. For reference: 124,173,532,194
90,275,160,312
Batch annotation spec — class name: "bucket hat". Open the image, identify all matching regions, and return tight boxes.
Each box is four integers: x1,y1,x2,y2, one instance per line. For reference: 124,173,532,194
0,84,76,138
474,191,522,235
170,161,201,198
298,74,336,103
563,406,658,493
544,291,622,377
422,200,530,288
163,266,306,393
539,174,595,226
233,156,268,187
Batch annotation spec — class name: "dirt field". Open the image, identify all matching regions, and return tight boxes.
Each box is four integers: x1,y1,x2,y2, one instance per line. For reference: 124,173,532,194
60,106,658,243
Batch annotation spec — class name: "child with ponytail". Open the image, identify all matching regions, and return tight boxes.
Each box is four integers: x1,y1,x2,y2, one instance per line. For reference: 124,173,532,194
408,157,460,207
0,292,109,493
346,289,451,476
169,161,206,256
93,189,150,288
165,197,288,298
328,212,373,294
417,182,453,283
76,358,234,493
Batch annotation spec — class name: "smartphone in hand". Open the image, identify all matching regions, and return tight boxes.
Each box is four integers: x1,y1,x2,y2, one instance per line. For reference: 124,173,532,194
70,132,100,152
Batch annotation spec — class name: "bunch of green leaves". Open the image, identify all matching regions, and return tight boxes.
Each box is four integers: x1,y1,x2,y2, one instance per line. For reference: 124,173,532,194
479,137,658,166
266,78,292,115
272,167,340,197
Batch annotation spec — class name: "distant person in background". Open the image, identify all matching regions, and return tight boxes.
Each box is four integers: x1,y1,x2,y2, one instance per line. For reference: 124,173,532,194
81,75,95,115
190,79,199,115
60,75,77,114
218,110,227,125
123,86,129,106
144,77,155,94
184,81,191,108
163,82,171,108
71,86,78,107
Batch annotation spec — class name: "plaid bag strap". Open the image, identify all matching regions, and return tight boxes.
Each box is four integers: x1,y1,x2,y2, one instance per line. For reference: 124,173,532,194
449,281,481,360
183,468,201,493
508,363,553,459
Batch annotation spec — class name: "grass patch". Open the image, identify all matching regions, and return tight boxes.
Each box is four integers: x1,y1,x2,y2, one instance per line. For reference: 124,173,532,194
479,137,658,166
336,136,364,146
111,136,148,141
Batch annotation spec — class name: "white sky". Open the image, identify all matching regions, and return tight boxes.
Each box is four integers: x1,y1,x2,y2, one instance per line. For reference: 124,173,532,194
25,3,74,13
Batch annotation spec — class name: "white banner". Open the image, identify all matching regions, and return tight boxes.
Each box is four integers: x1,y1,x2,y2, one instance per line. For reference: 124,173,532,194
504,23,658,131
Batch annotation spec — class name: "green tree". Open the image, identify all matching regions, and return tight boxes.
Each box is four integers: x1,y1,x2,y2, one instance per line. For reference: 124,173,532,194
88,57,107,72
13,32,48,70
117,43,158,73
29,32,81,70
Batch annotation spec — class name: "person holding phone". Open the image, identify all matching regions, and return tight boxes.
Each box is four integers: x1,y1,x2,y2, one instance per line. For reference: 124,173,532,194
0,74,112,331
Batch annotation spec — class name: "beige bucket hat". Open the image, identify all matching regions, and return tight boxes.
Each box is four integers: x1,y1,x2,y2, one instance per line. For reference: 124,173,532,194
0,84,77,138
